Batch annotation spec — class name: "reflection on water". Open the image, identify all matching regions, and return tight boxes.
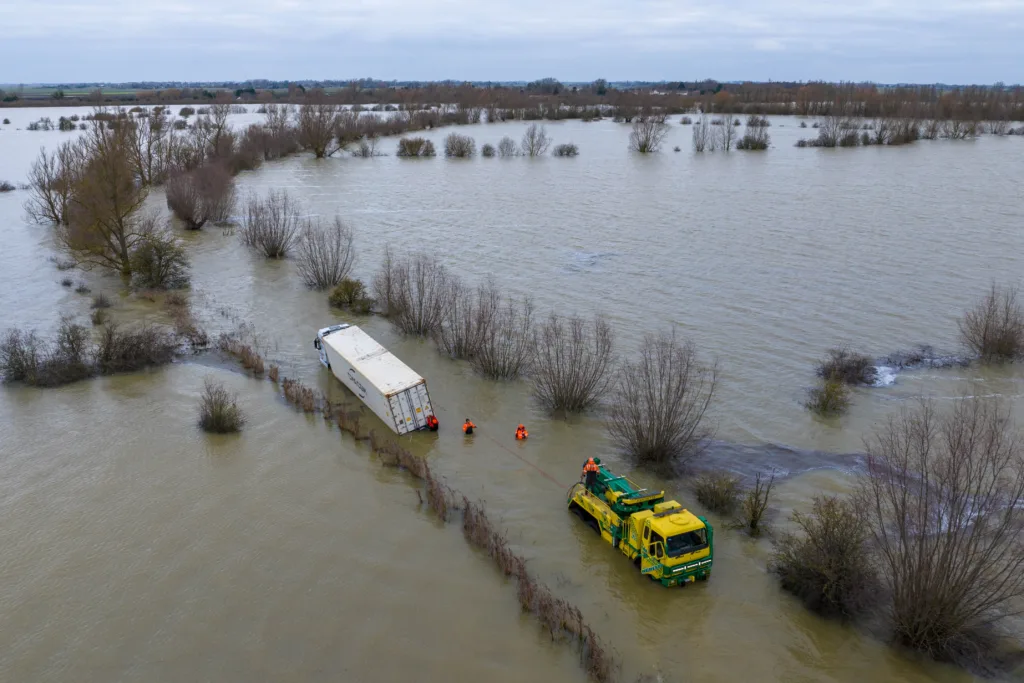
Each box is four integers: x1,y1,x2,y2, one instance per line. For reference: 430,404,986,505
1,108,1022,682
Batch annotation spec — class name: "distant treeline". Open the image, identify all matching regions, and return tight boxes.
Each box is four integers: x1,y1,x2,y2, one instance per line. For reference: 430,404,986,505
3,80,1024,122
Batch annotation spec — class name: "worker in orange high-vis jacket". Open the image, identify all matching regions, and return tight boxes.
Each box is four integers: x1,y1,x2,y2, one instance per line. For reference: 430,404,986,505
515,424,528,440
582,457,600,489
463,418,476,435
426,414,439,431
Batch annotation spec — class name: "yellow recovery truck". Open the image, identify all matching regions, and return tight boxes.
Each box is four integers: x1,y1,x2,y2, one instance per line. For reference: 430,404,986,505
568,460,713,586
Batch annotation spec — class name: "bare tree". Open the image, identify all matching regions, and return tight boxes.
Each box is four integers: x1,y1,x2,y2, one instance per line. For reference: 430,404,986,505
372,245,399,316
386,252,454,336
742,468,776,536
472,296,535,380
692,115,715,152
737,115,771,150
297,97,343,158
435,278,501,359
521,123,552,157
607,331,717,471
264,103,294,133
165,163,236,229
629,115,669,153
240,190,301,258
444,133,476,158
295,216,356,289
816,103,860,147
25,139,86,225
258,103,298,160
942,117,979,140
958,284,1024,362
127,108,172,185
396,137,436,157
855,398,1024,660
59,123,152,276
497,136,519,157
715,113,737,151
531,314,614,414
206,103,232,152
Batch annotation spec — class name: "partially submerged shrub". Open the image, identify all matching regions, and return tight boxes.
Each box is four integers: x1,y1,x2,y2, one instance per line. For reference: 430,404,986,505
95,323,177,375
444,133,476,158
607,331,717,472
481,143,496,157
816,347,876,385
0,180,14,193
0,325,89,386
130,231,191,290
742,469,776,537
240,189,300,258
737,125,771,150
351,136,383,158
434,278,500,360
295,216,355,290
806,377,850,415
91,309,108,326
91,293,112,309
629,115,669,153
553,143,579,157
165,164,236,229
771,495,877,618
60,277,73,287
74,282,91,294
396,137,436,157
856,398,1024,662
497,136,518,157
377,250,454,336
198,377,245,433
693,471,741,513
471,296,535,380
521,123,551,156
1,317,176,386
531,314,614,413
328,278,369,310
958,284,1024,362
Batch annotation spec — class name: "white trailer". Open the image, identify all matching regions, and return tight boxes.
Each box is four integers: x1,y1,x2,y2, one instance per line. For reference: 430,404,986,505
314,324,435,435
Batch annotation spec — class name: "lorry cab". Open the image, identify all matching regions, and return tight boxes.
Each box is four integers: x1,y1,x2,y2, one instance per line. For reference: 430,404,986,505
314,324,350,368
629,503,713,585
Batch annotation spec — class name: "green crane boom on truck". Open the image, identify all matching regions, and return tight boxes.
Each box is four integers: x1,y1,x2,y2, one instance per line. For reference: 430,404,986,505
567,460,713,587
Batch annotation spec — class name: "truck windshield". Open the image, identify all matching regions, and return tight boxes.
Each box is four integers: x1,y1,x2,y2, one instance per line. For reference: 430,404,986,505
665,529,708,557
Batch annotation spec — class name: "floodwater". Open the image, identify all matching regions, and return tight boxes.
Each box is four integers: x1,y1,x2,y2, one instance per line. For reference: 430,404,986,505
1,106,1023,683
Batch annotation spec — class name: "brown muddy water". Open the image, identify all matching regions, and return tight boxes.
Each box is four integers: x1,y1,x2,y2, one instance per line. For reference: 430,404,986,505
1,107,1023,682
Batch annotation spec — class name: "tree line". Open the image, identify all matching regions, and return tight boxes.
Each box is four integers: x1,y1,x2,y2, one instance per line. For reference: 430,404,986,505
4,80,1023,123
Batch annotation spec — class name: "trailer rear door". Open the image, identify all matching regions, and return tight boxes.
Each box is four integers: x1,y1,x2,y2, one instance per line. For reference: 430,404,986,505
387,383,431,435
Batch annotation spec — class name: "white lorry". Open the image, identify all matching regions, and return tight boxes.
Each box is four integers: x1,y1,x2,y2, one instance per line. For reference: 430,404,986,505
314,324,436,435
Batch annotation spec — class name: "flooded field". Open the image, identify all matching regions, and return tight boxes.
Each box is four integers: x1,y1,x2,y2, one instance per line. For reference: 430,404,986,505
1,106,1022,682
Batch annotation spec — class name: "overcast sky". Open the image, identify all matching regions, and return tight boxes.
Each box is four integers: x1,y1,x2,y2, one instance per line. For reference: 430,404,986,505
1,0,1021,84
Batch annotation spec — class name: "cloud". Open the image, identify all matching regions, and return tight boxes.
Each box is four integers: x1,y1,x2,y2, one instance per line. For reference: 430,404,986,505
1,0,1022,82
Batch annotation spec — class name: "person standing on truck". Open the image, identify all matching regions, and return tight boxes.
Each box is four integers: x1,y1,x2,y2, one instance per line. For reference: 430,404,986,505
515,424,528,440
426,414,439,431
463,418,476,435
583,457,600,489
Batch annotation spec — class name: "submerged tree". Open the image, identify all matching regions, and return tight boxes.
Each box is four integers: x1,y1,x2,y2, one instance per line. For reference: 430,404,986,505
607,330,717,471
531,314,614,414
629,114,669,153
25,139,87,226
58,123,152,276
855,398,1024,661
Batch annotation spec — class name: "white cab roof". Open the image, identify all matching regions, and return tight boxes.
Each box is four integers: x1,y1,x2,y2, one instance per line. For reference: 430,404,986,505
321,325,424,396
